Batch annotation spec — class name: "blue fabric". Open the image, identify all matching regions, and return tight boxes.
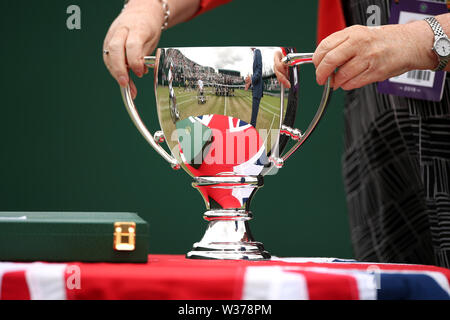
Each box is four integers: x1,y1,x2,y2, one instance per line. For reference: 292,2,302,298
378,273,450,300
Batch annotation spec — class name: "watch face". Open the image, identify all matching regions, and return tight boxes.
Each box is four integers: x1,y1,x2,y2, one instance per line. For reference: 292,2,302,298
435,38,450,57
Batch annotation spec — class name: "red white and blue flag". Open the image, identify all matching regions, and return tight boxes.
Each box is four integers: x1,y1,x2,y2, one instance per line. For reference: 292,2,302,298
1,255,449,300
178,114,266,177
177,114,267,208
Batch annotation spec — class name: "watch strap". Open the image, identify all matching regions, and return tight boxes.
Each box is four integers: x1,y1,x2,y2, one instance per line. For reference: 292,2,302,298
424,16,446,38
424,16,449,71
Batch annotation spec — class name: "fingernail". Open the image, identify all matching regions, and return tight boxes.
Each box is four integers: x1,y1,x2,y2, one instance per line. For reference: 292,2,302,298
118,76,128,87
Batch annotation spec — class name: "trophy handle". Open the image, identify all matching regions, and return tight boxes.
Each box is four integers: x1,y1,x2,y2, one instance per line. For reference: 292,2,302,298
120,56,181,170
276,53,332,165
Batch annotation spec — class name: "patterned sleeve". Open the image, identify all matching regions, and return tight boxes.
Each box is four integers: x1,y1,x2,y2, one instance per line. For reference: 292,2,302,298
192,0,232,18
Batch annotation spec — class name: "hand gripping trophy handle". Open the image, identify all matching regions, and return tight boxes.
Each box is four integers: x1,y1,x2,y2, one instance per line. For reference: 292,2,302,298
272,52,332,168
120,56,181,170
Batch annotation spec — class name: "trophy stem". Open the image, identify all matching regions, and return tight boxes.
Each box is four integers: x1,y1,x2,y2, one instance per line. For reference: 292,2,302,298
186,176,271,260
186,210,271,260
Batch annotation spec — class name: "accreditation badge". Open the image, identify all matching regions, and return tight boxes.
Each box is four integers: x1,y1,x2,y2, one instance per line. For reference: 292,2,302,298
377,0,448,101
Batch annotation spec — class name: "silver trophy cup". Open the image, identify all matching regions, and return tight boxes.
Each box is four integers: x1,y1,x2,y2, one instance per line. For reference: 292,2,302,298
120,47,331,260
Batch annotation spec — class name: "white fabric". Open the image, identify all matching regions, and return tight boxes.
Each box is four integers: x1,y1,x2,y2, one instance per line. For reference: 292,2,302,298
0,262,67,300
242,266,308,300
271,256,356,263
25,263,67,300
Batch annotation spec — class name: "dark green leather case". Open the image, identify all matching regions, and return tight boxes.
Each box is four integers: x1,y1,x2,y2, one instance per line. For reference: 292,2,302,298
0,212,149,263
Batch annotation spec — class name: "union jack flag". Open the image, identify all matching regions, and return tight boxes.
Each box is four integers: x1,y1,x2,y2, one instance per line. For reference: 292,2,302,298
1,255,449,300
177,114,267,208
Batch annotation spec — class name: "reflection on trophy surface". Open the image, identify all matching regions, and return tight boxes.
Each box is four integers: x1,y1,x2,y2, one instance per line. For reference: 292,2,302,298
121,47,331,260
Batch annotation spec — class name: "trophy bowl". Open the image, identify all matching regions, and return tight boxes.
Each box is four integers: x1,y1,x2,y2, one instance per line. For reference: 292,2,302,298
120,47,331,260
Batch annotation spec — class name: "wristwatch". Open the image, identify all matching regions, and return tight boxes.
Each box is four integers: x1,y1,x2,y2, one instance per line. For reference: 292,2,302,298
424,16,450,71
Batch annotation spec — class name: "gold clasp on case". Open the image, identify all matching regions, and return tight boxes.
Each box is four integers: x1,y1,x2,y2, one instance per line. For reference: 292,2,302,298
113,222,136,251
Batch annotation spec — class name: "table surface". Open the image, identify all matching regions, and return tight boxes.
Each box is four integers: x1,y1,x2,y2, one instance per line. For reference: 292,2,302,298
1,254,449,300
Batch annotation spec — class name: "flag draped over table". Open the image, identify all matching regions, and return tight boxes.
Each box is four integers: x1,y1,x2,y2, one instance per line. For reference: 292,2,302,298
1,255,449,300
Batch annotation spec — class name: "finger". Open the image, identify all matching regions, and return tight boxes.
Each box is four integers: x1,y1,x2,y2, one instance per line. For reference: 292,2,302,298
333,57,368,89
275,68,290,89
105,27,129,87
130,79,137,99
126,31,145,78
273,57,291,88
318,72,336,90
141,38,159,75
315,39,356,86
313,30,350,68
103,23,119,74
330,72,335,90
339,63,373,90
143,33,160,56
103,21,118,53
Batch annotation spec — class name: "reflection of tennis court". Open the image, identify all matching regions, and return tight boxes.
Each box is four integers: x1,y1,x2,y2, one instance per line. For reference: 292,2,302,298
157,87,285,129
156,86,287,155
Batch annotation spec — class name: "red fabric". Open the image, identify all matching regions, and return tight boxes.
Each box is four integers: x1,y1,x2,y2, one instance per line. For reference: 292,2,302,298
193,0,232,18
317,0,347,45
298,270,360,300
1,271,30,300
66,255,247,300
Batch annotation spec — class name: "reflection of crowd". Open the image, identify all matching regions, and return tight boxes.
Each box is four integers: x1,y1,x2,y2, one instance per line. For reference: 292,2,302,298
214,76,236,97
163,49,244,90
264,77,281,92
160,49,282,96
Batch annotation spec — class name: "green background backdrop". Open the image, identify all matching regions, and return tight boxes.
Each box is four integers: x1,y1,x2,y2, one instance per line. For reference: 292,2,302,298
0,0,353,259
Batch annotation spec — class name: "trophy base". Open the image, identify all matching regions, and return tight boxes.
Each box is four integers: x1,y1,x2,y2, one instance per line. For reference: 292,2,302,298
186,249,271,260
185,210,271,261
186,251,270,261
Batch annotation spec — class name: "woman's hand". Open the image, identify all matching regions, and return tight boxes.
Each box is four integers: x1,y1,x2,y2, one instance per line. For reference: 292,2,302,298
103,0,165,99
273,50,291,89
313,21,437,90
